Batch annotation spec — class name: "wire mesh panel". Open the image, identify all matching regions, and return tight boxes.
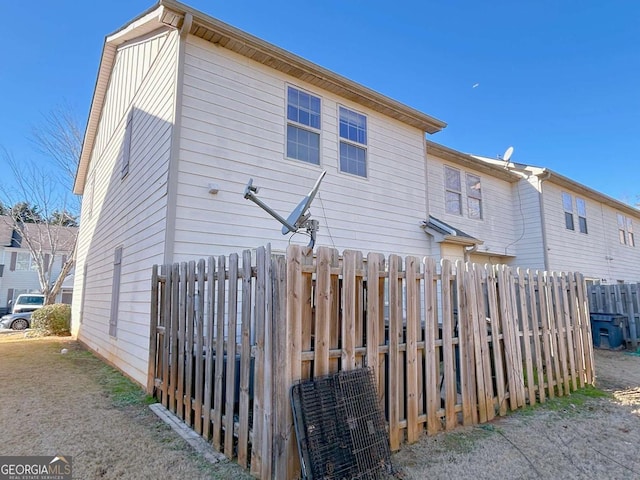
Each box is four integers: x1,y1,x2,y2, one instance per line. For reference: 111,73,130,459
291,368,394,480
291,375,356,479
336,368,394,479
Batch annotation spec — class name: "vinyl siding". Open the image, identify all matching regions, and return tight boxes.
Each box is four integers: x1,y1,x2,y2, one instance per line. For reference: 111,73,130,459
73,30,179,385
542,181,640,282
510,177,546,269
426,152,517,260
170,36,430,260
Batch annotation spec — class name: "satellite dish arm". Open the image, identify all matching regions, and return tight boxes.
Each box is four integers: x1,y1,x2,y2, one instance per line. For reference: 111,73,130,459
244,180,297,232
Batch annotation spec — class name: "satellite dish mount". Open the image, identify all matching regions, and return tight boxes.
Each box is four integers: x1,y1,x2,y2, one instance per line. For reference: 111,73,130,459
243,170,327,248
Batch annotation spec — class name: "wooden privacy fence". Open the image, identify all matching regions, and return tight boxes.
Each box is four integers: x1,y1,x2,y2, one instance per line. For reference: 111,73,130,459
147,244,595,480
588,283,640,348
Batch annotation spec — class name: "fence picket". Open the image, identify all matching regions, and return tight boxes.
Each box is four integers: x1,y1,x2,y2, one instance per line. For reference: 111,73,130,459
224,254,239,458
406,256,420,442
342,250,357,371
237,250,253,468
441,260,457,430
517,268,536,405
203,257,215,440
474,263,494,421
388,254,402,449
527,270,545,404
212,255,226,450
457,260,477,426
486,265,507,415
194,259,205,436
314,247,332,377
424,257,440,434
251,247,265,477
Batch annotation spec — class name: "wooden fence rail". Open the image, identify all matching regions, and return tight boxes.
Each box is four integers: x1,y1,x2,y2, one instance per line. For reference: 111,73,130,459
148,245,595,479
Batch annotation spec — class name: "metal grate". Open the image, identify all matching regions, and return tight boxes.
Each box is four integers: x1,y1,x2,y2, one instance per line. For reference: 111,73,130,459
291,367,394,480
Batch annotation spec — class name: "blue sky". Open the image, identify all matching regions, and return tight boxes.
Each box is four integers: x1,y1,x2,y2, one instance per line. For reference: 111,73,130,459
1,0,638,205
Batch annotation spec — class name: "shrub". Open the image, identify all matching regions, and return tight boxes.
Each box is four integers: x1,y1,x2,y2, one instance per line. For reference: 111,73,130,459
31,304,71,336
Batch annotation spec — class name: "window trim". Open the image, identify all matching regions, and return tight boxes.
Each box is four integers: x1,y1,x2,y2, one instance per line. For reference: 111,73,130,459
338,105,368,178
444,165,462,216
617,213,635,247
285,85,322,166
465,173,483,220
562,192,575,231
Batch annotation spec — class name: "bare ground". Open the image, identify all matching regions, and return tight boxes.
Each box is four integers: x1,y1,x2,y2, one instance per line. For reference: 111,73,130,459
1,332,640,479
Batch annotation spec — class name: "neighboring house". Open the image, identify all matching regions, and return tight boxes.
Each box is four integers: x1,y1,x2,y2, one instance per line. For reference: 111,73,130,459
71,0,446,384
0,217,76,313
474,158,640,284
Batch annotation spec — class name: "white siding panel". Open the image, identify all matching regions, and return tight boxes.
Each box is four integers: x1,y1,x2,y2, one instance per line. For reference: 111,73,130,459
73,30,179,385
171,35,430,260
542,182,640,282
426,152,517,260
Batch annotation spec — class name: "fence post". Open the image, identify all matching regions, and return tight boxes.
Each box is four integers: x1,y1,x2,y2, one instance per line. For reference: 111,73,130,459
147,264,159,395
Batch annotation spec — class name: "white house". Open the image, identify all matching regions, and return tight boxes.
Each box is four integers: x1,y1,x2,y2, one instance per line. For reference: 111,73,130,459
72,0,447,384
491,161,640,284
0,218,76,313
73,0,640,386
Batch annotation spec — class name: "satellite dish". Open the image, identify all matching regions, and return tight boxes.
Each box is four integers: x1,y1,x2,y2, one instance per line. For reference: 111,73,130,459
243,170,327,247
503,146,514,162
281,170,326,235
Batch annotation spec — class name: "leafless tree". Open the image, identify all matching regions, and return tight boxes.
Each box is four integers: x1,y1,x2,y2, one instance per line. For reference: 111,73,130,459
0,103,81,304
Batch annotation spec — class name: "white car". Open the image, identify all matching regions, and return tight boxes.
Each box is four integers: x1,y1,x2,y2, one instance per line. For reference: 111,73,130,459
11,294,45,314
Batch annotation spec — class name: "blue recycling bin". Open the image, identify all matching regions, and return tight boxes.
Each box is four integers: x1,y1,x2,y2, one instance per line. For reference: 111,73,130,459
590,313,625,349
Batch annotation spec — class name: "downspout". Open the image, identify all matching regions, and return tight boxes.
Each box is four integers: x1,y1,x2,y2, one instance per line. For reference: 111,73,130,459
463,244,478,263
537,170,552,270
163,13,192,264
423,137,432,256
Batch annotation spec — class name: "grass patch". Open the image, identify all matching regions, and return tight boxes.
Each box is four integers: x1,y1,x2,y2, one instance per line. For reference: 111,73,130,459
519,385,610,417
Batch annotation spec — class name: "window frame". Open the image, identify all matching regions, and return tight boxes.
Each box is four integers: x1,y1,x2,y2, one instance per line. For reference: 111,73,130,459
338,105,368,178
444,166,462,216
562,192,575,231
576,197,588,234
15,252,36,271
285,85,322,166
617,213,635,247
466,173,483,220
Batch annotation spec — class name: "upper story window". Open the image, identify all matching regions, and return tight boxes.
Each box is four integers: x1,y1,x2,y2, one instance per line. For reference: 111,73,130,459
286,86,321,165
466,174,482,219
562,192,574,230
15,252,36,271
338,106,367,177
563,193,588,234
445,166,462,215
576,198,588,234
617,213,635,247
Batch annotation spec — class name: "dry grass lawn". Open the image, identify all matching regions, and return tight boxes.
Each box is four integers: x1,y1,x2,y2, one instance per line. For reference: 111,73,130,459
2,332,640,479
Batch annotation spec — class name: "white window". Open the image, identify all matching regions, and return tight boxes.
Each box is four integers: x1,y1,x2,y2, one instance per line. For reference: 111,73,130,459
576,198,588,234
562,192,574,230
338,106,367,177
466,174,482,219
618,214,635,247
15,252,36,271
445,166,462,215
286,86,321,165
